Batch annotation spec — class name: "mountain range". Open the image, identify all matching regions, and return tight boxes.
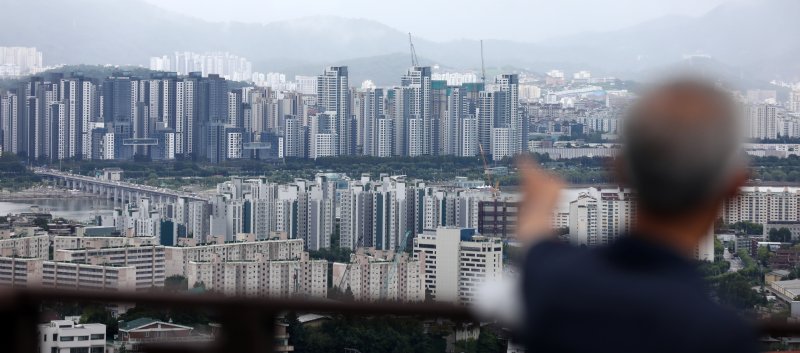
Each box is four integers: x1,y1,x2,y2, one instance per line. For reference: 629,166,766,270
1,0,798,85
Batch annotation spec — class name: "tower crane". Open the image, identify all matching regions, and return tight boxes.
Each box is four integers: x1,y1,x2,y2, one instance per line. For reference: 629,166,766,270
480,40,486,86
478,144,499,196
337,232,365,291
383,230,413,300
409,33,419,67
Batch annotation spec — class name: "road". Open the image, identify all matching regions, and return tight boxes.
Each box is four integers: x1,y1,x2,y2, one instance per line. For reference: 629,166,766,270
724,247,743,272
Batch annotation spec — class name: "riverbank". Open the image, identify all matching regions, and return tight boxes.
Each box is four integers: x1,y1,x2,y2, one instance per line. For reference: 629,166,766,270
0,186,96,201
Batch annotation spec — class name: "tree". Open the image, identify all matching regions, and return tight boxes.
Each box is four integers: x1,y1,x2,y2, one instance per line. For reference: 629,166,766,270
715,273,766,309
731,221,763,236
757,246,772,265
769,227,793,243
327,286,355,301
80,305,119,337
476,329,504,353
164,275,189,292
32,217,49,231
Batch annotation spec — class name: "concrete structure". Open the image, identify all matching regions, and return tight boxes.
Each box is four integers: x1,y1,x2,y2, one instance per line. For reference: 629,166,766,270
332,247,425,302
53,234,157,252
34,168,207,205
567,188,635,246
413,227,503,304
0,256,139,292
477,195,520,240
317,66,350,156
0,232,49,258
164,239,305,277
769,279,800,302
187,253,327,298
38,319,106,353
54,245,166,289
117,317,201,351
764,221,800,241
722,186,800,225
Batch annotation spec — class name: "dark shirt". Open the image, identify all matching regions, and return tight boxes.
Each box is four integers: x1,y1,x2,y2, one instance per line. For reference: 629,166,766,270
522,235,758,353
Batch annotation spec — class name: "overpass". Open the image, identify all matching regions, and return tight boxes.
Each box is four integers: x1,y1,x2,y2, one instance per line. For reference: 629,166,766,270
32,168,208,205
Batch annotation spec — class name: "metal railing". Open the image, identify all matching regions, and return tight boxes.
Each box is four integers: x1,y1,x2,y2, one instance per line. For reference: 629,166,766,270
6,287,800,353
7,288,473,353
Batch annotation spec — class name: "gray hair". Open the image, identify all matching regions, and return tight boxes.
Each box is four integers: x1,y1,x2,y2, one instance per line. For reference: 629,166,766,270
621,79,745,216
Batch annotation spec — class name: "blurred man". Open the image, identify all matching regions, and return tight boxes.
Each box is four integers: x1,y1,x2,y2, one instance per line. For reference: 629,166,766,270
517,79,758,353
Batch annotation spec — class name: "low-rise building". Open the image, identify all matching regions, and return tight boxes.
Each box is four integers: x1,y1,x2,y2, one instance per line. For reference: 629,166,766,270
769,279,800,302
54,245,166,289
164,239,305,277
38,319,106,353
770,247,800,269
0,232,49,258
0,256,139,291
53,234,157,252
764,221,800,241
117,318,201,351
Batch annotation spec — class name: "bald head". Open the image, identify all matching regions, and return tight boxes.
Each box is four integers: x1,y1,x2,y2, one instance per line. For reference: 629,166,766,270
620,79,745,216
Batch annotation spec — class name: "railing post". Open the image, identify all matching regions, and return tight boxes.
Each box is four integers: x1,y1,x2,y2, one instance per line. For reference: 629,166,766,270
217,305,275,353
11,293,39,353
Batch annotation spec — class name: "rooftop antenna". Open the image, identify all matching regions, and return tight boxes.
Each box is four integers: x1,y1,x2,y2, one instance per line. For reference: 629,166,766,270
480,40,486,85
409,33,419,67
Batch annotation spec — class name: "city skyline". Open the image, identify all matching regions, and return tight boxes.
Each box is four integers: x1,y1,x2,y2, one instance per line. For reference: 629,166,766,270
1,1,799,352
3,0,799,82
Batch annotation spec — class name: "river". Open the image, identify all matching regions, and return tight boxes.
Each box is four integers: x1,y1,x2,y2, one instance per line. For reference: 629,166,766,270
0,198,116,222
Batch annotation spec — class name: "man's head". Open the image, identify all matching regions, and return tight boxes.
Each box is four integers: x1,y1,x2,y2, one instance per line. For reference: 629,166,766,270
619,78,747,218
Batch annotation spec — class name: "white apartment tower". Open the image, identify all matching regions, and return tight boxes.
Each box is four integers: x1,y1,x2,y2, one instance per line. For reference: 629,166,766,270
413,227,503,304
317,66,351,155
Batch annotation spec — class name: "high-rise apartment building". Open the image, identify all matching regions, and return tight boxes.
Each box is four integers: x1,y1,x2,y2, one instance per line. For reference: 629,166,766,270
333,248,425,302
0,47,43,77
187,253,327,298
399,66,432,156
317,66,351,156
413,227,503,304
747,104,778,140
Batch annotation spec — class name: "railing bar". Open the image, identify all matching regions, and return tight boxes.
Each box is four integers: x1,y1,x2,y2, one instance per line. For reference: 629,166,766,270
14,288,473,319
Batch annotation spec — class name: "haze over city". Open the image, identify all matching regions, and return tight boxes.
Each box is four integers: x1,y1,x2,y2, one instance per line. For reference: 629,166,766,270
2,0,800,352
140,0,732,42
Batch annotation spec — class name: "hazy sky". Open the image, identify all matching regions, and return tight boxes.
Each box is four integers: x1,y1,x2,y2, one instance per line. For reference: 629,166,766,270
142,0,732,42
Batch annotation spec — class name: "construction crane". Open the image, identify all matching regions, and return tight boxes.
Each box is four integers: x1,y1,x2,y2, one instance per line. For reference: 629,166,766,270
337,228,366,290
337,257,352,291
480,40,486,86
478,143,491,183
383,230,413,300
478,143,499,194
409,33,419,67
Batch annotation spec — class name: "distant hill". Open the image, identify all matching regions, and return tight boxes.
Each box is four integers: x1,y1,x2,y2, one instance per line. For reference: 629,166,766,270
1,0,799,82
